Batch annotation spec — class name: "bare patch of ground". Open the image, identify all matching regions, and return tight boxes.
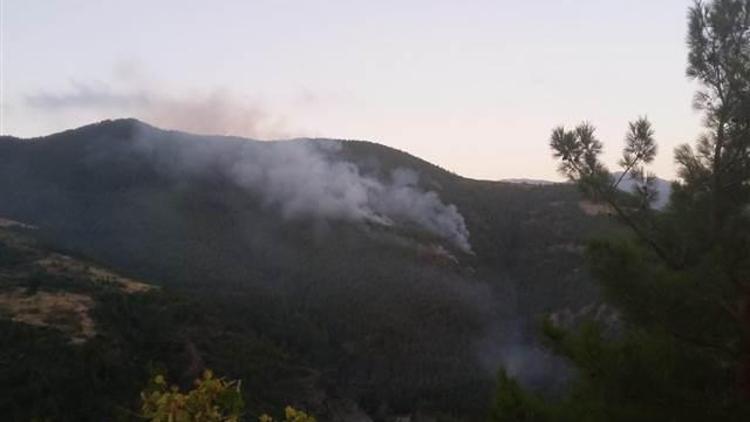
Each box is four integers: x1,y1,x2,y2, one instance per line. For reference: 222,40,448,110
0,223,155,343
35,253,153,294
0,289,95,344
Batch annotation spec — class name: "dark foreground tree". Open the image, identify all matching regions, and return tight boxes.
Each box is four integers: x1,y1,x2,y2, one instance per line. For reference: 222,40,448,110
492,1,750,420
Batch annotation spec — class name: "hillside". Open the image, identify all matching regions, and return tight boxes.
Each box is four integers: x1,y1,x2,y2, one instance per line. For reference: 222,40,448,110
0,221,316,420
0,119,616,420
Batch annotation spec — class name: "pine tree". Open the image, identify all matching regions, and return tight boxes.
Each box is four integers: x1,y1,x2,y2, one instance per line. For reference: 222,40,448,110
492,1,750,420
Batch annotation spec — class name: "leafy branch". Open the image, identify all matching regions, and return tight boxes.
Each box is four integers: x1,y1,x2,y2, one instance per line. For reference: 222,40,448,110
550,117,676,267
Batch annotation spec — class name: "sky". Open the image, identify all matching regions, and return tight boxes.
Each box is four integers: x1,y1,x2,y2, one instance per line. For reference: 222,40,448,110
1,0,703,181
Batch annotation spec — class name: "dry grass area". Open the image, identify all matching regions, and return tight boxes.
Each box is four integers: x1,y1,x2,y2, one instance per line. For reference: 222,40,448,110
579,200,616,216
36,253,153,294
0,222,155,343
0,289,95,344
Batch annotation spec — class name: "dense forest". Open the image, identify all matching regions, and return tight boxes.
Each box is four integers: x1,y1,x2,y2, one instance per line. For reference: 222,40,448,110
0,0,748,421
0,121,610,420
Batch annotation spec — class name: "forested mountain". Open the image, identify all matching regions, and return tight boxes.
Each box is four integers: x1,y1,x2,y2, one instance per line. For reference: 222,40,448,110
0,119,613,420
2,1,745,421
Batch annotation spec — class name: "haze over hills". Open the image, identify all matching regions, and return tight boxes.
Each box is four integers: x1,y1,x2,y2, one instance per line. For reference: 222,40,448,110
0,119,617,420
504,175,672,210
611,172,673,210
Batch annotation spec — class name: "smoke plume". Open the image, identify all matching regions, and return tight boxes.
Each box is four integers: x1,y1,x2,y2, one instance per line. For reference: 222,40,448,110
26,79,291,139
132,126,472,252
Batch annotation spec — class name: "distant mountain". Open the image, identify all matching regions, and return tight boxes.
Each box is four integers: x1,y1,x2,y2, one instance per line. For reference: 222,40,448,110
0,119,615,419
502,178,559,186
506,174,672,210
613,171,673,210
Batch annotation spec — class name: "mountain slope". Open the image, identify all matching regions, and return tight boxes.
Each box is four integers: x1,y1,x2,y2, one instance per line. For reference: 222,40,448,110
0,119,614,419
0,221,306,421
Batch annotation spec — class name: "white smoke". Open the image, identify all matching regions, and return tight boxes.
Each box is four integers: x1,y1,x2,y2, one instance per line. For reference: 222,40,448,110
227,140,473,252
26,79,293,140
135,129,472,252
373,168,471,252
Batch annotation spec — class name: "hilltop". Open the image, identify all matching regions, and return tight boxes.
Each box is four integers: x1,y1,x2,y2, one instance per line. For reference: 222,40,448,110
0,119,616,420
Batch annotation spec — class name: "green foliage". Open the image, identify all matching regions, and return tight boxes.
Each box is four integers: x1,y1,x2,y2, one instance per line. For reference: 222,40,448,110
496,316,746,421
494,1,750,420
139,371,317,422
258,406,316,422
550,122,611,200
550,116,657,206
491,371,551,422
681,0,750,222
140,370,244,422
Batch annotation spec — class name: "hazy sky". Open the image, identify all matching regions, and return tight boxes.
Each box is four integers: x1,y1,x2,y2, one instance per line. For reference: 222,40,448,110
1,0,703,180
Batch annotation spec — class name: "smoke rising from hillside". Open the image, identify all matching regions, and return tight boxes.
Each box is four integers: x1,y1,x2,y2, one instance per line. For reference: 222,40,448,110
134,128,472,252
26,76,472,250
26,80,292,139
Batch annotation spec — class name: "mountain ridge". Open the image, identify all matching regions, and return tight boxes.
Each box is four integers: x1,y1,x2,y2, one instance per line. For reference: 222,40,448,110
0,118,615,420
1,118,495,185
